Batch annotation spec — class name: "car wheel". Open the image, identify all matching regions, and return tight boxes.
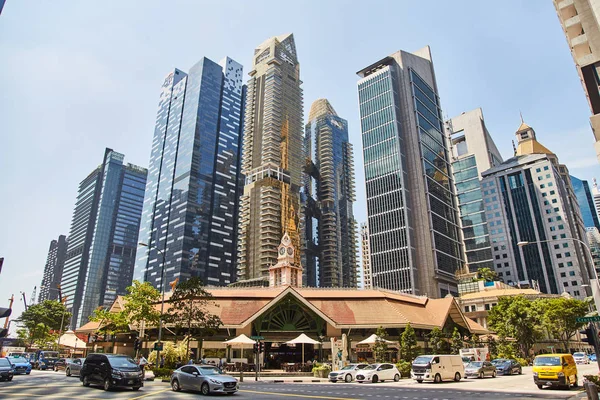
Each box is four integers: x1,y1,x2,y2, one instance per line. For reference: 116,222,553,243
518,368,522,375
66,368,71,377
345,374,352,383
573,375,578,388
82,376,90,387
8,376,13,381
416,379,423,383
394,374,400,382
103,378,111,391
172,379,181,392
479,371,484,379
132,387,140,391
492,371,496,378
26,372,30,375
372,375,378,383
454,372,461,382
434,374,442,383
201,382,210,395
537,384,544,389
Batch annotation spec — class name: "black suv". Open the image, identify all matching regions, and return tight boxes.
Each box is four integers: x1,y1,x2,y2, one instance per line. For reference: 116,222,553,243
80,353,143,391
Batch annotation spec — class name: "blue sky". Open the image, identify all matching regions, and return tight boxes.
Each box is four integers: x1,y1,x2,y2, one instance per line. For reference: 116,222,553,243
1,1,599,332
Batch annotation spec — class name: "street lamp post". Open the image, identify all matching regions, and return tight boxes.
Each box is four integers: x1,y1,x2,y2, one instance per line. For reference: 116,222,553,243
138,242,167,365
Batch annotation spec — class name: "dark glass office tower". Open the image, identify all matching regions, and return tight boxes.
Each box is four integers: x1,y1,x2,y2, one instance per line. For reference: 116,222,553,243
135,57,245,290
571,175,600,230
357,47,464,297
39,235,68,302
61,148,147,328
303,99,358,287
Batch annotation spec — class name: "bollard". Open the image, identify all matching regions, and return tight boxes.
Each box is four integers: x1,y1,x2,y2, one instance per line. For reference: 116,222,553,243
239,369,243,382
584,381,599,399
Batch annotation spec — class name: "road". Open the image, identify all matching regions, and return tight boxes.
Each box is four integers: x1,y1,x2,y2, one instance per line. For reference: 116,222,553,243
0,364,596,399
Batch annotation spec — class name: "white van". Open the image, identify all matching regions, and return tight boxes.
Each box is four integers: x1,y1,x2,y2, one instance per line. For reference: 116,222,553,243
411,355,465,383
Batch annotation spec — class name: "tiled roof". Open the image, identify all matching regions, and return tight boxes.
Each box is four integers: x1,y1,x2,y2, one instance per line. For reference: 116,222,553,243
459,288,540,300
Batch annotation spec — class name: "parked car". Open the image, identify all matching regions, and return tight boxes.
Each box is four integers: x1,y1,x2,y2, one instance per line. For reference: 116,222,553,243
533,354,578,390
171,365,238,395
34,350,60,370
355,363,401,383
80,353,143,391
6,356,32,375
494,359,522,375
329,363,369,383
0,358,14,381
464,361,497,379
66,358,84,377
573,352,589,365
590,354,597,362
54,358,72,372
411,355,464,383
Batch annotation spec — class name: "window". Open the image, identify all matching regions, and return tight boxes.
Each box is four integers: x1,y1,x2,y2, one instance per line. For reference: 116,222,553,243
494,246,499,251
554,244,560,249
574,290,580,297
498,272,503,277
496,263,502,269
550,227,556,232
564,282,569,287
557,254,562,258
558,224,564,230
544,166,549,171
572,281,578,286
552,199,557,204
506,271,511,276
548,182,553,187
546,174,551,178
554,208,559,212
495,255,500,259
548,218,554,222
569,271,575,276
557,216,562,221
502,254,508,258
552,235,557,240
560,234,567,239
567,262,573,267
542,193,547,197
485,304,490,311
536,168,541,173
504,262,509,267
538,176,543,181
471,305,476,312
565,252,571,257
546,209,551,214
550,190,555,195
560,272,566,278
540,184,545,188
464,306,469,313
544,200,549,205
562,243,568,248
558,263,564,268
501,245,506,250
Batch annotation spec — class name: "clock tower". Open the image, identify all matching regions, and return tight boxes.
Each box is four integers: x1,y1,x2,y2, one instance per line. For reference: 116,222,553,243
269,232,302,288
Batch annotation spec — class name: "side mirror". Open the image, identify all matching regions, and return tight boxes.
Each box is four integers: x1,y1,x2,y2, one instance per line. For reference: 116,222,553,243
563,363,569,367
192,371,200,376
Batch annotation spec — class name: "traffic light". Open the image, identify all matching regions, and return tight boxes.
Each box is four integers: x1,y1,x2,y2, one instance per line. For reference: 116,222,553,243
259,342,265,353
581,325,597,348
253,343,258,353
133,338,141,351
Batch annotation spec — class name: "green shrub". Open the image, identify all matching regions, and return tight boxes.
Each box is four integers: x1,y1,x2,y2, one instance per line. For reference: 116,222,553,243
515,358,528,367
312,364,331,377
585,374,600,385
151,367,174,378
395,361,411,377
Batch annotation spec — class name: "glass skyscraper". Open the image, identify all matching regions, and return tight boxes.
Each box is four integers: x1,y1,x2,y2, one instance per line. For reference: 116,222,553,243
135,57,245,290
571,175,600,230
39,235,68,302
357,47,464,297
61,148,147,328
302,99,358,287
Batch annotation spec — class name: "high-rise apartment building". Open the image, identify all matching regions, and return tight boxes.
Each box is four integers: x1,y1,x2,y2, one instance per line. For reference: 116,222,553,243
446,108,503,273
480,123,591,299
237,34,304,282
571,175,600,229
39,235,68,302
553,0,600,161
135,57,245,290
357,47,464,297
360,222,372,289
302,99,357,287
62,148,147,328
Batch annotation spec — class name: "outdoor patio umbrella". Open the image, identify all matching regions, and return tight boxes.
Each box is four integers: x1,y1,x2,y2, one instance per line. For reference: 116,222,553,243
57,330,87,349
286,333,320,365
223,334,256,362
357,333,395,345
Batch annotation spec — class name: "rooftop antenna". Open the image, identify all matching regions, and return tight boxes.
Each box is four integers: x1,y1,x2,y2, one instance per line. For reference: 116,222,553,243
512,140,517,156
520,111,524,124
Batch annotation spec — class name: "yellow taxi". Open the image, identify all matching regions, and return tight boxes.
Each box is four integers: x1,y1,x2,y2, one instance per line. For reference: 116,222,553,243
532,354,578,390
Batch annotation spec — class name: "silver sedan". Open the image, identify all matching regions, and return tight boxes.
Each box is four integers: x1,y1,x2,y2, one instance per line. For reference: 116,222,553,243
65,358,84,377
171,365,238,395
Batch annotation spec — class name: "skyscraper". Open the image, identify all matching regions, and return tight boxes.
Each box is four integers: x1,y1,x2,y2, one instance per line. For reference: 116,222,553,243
360,222,372,289
571,175,600,229
553,0,600,162
480,122,591,298
447,108,503,273
39,235,68,302
357,47,464,297
135,57,245,290
237,34,304,282
62,148,147,328
302,99,358,287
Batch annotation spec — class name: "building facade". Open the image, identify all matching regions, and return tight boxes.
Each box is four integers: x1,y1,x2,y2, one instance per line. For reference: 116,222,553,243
360,222,372,289
62,148,147,328
447,109,503,273
302,99,358,287
553,0,600,162
480,123,591,299
39,235,68,302
571,175,600,229
357,47,464,297
135,57,245,290
237,34,304,282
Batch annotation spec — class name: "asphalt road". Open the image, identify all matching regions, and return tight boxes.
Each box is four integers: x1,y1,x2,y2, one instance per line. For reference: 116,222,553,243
0,367,593,400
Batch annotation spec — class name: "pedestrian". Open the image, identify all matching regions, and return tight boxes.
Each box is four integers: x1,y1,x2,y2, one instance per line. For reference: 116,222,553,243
201,356,207,364
138,356,148,379
175,357,182,369
188,358,194,365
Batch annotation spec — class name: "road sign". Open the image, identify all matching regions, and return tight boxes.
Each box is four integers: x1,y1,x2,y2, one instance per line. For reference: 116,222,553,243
250,336,264,340
153,342,163,351
576,316,600,323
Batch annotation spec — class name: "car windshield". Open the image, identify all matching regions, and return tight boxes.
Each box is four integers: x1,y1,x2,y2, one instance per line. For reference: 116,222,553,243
534,357,561,366
199,366,221,375
340,365,355,370
43,352,59,358
108,356,138,368
491,359,506,365
7,357,24,362
573,353,585,357
413,356,433,364
363,364,379,370
0,359,11,367
467,362,483,367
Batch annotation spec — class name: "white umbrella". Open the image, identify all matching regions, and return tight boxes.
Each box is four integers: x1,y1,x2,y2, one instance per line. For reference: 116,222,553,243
58,330,87,349
357,333,395,345
287,333,320,365
223,334,256,362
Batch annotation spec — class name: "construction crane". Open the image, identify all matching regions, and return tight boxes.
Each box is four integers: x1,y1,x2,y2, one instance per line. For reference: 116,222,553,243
20,291,27,311
30,286,36,306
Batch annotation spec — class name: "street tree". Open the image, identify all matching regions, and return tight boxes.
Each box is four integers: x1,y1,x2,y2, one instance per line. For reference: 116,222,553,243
165,277,222,358
16,300,70,348
537,297,588,352
487,295,543,357
121,280,161,328
401,323,420,362
486,335,498,359
450,327,463,354
428,327,444,354
476,267,498,282
373,326,388,362
89,307,130,336
469,334,480,348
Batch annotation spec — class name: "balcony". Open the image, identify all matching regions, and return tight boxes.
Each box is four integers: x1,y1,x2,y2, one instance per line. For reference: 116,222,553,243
565,14,581,28
558,0,574,9
571,33,588,48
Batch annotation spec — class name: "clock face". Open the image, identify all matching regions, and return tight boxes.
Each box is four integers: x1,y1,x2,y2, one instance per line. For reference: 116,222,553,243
287,247,294,256
279,247,286,256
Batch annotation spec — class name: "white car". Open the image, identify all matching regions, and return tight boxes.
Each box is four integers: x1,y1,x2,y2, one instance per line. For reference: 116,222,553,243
355,363,401,383
329,363,369,383
573,352,589,364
